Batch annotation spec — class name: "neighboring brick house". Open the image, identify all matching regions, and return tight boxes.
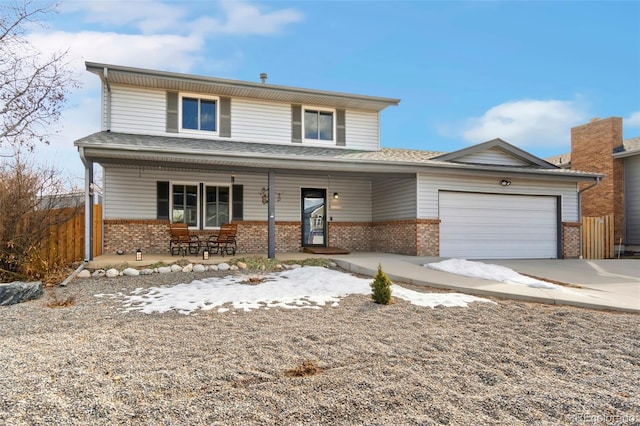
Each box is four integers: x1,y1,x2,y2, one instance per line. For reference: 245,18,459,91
548,117,640,251
76,62,599,260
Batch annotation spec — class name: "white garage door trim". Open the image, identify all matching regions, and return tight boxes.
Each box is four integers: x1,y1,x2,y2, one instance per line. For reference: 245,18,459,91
439,191,559,259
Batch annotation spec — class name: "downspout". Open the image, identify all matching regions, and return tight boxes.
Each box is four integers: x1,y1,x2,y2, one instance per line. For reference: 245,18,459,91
79,147,94,261
103,67,112,131
577,176,602,258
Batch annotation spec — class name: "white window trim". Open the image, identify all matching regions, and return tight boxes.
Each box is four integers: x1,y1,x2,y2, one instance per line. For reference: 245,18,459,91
302,106,336,143
179,93,220,136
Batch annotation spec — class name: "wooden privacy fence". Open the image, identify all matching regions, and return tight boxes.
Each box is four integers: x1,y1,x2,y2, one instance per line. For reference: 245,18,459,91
42,205,102,265
581,214,614,259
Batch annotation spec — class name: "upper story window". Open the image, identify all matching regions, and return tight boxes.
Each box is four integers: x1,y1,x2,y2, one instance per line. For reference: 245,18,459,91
304,108,334,141
181,95,217,133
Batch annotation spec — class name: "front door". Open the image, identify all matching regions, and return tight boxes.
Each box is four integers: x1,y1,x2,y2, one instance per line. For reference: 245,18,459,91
301,188,326,247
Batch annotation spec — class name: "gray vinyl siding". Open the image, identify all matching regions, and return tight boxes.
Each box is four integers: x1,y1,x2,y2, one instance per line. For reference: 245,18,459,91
110,85,166,134
625,155,640,244
104,167,372,222
417,172,579,222
102,85,381,149
371,177,417,221
231,99,291,144
345,110,379,150
457,147,531,166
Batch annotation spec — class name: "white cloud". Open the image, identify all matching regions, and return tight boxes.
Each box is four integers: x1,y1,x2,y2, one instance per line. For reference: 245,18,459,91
60,0,187,35
192,1,303,36
625,111,640,127
459,99,588,150
60,0,303,36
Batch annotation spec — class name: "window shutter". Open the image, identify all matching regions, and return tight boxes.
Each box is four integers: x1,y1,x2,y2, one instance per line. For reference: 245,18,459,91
336,109,346,146
232,184,243,221
157,181,170,220
291,104,302,143
219,97,231,137
166,92,179,133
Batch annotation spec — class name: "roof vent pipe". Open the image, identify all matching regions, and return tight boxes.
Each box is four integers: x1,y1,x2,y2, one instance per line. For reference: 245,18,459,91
260,72,267,84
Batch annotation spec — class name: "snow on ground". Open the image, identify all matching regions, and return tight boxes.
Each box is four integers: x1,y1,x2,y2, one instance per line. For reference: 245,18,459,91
95,266,493,315
426,259,561,289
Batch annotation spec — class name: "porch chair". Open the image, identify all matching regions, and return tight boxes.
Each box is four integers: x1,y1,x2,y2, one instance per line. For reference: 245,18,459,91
169,223,200,256
207,223,237,256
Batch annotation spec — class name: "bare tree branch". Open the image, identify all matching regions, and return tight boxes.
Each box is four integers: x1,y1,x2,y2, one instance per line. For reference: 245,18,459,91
0,0,78,152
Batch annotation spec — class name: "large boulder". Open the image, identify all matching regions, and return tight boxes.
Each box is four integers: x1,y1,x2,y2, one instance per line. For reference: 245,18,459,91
0,281,44,306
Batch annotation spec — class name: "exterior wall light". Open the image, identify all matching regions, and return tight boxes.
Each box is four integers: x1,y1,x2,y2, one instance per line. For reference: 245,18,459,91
329,192,342,210
500,179,512,186
136,248,142,261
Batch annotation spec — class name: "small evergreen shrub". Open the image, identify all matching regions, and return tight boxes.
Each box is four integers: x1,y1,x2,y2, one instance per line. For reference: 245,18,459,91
371,264,393,304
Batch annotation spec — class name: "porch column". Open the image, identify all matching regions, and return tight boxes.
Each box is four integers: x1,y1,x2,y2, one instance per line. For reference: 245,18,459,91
268,171,276,258
84,160,94,260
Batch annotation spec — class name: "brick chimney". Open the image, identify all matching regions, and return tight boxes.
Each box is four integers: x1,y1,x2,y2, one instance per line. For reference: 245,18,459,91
571,117,624,242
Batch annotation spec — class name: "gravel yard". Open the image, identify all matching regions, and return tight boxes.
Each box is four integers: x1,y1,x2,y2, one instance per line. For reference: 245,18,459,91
1,268,638,425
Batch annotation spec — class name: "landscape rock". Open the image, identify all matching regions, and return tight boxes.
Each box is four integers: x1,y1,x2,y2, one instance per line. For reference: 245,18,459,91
170,264,182,273
236,261,247,270
274,264,283,270
122,268,140,277
0,281,43,306
105,268,119,278
193,264,206,273
157,266,172,274
230,265,238,271
92,269,106,278
209,265,219,271
289,264,302,269
182,264,193,273
218,263,230,271
139,269,154,275
77,270,91,278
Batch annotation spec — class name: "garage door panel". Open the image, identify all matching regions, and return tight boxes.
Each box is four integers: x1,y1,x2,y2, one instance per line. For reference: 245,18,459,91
439,192,557,259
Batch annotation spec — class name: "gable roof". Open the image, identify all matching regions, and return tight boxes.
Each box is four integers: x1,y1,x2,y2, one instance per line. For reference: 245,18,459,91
86,62,400,112
432,138,557,168
76,132,599,180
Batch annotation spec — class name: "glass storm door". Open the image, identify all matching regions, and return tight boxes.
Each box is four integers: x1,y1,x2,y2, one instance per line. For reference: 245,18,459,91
301,188,326,247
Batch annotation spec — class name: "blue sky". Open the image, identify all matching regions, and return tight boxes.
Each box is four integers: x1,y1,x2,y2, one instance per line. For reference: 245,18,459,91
21,0,640,183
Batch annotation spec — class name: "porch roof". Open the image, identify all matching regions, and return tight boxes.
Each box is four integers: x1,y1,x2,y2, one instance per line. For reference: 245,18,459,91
76,131,600,181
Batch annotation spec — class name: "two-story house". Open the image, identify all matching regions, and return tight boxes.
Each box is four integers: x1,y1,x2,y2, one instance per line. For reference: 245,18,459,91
75,62,599,260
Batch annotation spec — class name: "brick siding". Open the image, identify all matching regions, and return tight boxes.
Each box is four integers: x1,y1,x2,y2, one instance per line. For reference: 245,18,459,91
416,219,441,256
571,117,625,242
103,219,443,256
562,222,581,258
103,219,170,254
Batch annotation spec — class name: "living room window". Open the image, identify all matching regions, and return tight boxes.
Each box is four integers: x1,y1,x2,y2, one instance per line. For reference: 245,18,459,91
170,183,232,229
304,108,334,141
172,184,199,227
205,186,229,228
181,95,217,133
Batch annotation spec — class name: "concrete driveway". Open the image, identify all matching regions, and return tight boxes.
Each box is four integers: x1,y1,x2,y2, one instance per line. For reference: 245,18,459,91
334,254,640,313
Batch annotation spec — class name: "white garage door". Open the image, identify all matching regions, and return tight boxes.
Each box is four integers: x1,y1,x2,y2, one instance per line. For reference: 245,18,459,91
439,192,558,259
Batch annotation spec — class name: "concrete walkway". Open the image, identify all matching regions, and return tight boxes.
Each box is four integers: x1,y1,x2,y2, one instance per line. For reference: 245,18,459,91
87,252,639,313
